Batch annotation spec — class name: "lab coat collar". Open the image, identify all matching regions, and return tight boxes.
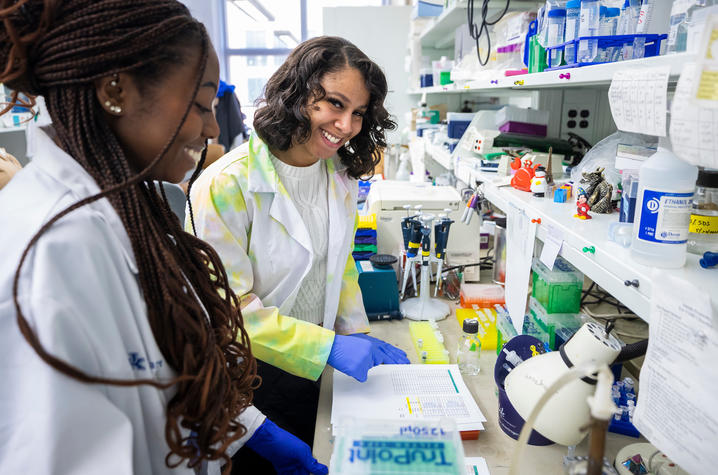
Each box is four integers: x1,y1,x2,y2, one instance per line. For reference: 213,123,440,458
33,127,139,274
246,131,351,199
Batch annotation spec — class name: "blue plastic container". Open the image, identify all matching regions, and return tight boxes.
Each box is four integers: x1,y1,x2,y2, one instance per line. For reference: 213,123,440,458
545,33,667,70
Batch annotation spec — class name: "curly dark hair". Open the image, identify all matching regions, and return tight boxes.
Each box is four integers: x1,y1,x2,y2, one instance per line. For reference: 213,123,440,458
1,0,255,472
253,36,396,179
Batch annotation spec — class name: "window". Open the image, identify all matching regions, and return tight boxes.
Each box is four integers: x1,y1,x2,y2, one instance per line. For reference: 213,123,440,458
223,0,385,127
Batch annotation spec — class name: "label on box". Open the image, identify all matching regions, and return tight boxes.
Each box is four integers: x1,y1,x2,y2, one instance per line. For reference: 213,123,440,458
637,189,693,243
359,260,374,272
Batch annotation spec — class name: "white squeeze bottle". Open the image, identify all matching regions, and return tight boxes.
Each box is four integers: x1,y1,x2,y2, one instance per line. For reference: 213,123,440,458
631,138,698,268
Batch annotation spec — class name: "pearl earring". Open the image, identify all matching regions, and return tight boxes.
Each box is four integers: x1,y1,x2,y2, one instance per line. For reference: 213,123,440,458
104,100,111,107
110,105,122,114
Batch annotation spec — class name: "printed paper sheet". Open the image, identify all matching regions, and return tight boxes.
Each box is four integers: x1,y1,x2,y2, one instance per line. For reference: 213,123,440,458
670,62,718,169
331,365,486,435
633,275,718,474
608,66,669,137
505,203,537,334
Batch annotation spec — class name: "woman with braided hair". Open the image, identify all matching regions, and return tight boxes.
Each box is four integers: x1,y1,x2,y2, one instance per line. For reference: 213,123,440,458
0,1,326,474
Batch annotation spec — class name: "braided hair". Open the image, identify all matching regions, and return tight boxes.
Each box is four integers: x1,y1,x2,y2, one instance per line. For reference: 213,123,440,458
0,0,256,472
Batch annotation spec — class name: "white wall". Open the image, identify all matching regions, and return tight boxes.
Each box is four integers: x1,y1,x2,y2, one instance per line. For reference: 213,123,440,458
322,6,412,145
181,0,226,76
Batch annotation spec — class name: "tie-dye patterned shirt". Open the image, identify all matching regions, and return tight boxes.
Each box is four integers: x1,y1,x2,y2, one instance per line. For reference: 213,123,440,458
187,133,369,381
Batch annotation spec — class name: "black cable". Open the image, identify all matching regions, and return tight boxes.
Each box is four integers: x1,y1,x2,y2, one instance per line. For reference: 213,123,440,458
467,0,512,67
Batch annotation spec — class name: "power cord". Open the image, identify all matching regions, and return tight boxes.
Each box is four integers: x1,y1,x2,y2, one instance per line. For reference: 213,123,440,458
467,0,512,67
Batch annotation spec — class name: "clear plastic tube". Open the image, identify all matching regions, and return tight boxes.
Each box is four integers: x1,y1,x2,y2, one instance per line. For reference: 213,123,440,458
577,0,600,63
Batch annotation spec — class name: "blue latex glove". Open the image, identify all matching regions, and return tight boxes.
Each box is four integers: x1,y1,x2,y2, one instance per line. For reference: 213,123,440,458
352,333,410,365
245,419,328,475
327,334,373,382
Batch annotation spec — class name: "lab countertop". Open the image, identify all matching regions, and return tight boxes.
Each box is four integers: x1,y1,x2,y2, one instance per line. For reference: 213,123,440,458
313,314,642,474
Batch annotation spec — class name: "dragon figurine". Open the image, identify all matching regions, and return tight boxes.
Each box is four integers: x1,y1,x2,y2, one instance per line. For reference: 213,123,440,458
579,167,613,214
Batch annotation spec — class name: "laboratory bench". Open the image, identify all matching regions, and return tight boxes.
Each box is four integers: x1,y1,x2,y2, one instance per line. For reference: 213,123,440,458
312,314,643,474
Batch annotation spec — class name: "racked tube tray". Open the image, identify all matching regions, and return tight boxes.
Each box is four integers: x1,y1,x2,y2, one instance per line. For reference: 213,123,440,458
330,417,465,474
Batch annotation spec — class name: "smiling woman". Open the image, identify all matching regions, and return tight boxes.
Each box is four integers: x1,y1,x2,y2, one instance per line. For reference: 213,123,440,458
0,1,280,474
187,35,406,475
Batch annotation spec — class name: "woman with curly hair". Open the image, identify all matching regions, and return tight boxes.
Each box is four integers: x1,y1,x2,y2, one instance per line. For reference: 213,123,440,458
0,1,326,474
188,35,409,472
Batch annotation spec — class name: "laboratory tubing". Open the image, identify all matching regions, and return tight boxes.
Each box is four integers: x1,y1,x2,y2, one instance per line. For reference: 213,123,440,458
630,141,699,268
564,0,581,65
457,319,480,375
547,8,567,68
687,169,718,255
577,0,600,63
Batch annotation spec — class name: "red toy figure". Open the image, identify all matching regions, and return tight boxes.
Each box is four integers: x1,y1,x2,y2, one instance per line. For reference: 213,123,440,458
574,188,592,220
510,156,540,192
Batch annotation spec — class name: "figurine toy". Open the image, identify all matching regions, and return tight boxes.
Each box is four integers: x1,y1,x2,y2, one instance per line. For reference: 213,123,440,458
530,166,548,197
510,156,540,192
574,188,592,220
580,167,613,214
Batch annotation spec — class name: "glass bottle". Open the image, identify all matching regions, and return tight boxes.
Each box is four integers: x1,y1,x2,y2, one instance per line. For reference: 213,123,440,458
457,319,481,375
687,169,718,254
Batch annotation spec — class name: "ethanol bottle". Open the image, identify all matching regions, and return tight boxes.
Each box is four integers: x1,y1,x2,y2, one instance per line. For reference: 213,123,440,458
631,139,698,268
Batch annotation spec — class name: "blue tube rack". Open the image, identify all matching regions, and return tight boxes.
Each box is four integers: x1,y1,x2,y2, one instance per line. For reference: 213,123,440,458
544,34,668,71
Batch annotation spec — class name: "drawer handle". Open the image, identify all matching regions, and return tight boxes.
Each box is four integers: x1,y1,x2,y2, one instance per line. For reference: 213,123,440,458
624,279,640,288
514,80,525,86
582,246,596,254
531,218,541,224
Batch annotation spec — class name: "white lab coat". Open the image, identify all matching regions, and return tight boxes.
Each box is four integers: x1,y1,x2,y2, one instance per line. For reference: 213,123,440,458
188,135,370,380
0,129,264,474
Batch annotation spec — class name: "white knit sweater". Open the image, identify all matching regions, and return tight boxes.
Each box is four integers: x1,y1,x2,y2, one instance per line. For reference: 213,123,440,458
270,154,328,325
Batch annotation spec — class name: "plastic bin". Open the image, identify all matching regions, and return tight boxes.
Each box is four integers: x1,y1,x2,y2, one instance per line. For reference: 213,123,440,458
330,418,465,474
412,0,443,18
531,256,584,314
495,106,550,127
545,33,667,70
459,283,505,308
498,121,547,137
447,112,476,139
528,297,582,350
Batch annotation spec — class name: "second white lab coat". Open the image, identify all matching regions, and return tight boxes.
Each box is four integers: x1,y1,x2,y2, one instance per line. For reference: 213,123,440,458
0,129,263,474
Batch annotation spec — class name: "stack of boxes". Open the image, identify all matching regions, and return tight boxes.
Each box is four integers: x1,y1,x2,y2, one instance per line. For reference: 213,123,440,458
524,256,584,350
353,214,377,261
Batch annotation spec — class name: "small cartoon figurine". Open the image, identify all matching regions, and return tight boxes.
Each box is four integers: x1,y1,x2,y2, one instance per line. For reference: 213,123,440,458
530,166,548,197
510,156,540,192
574,188,592,220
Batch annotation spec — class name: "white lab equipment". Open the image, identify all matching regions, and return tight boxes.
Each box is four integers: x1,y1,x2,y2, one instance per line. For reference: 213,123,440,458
565,0,581,64
578,0,600,63
366,181,482,282
547,8,567,68
630,140,699,268
505,322,622,446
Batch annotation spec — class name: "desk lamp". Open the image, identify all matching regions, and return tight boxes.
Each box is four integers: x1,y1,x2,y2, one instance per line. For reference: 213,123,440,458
504,322,622,446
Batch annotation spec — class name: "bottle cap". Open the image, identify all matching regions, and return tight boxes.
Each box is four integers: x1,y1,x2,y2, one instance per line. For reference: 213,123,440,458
696,169,718,188
463,318,479,334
